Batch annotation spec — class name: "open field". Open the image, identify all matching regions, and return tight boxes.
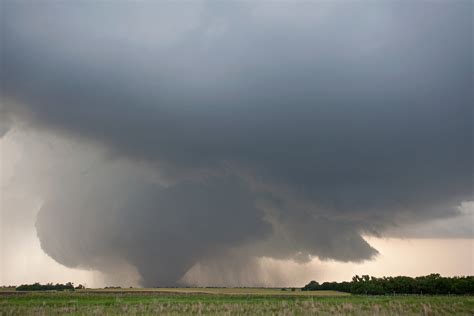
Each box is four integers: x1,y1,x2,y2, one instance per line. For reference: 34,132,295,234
83,287,349,296
1,289,473,315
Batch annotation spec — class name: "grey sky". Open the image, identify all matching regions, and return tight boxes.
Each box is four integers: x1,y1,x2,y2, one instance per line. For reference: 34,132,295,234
1,0,472,286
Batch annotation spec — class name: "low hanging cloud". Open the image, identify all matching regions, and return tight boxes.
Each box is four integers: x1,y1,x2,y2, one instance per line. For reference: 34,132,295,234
1,0,472,286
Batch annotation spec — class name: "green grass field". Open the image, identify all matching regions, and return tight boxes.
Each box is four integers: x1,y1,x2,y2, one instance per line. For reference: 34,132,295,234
0,288,472,315
84,287,348,296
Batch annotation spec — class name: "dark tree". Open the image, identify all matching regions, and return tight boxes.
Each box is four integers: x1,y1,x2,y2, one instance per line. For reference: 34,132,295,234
302,274,474,295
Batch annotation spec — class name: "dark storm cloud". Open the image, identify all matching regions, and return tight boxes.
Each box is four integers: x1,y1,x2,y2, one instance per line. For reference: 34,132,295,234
35,172,270,286
2,0,472,285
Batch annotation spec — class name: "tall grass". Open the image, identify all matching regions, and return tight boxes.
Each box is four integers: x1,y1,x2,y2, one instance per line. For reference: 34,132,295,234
1,292,472,315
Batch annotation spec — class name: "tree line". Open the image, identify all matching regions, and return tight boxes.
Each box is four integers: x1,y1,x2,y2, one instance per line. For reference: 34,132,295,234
302,274,474,295
16,282,84,291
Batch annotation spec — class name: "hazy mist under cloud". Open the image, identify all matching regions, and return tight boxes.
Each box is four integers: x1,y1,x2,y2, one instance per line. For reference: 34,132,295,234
1,0,472,286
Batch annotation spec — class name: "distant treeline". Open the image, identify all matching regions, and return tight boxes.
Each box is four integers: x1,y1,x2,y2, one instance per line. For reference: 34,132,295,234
302,274,474,295
16,282,79,291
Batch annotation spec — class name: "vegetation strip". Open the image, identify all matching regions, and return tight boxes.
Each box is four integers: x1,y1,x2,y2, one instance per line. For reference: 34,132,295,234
1,292,473,315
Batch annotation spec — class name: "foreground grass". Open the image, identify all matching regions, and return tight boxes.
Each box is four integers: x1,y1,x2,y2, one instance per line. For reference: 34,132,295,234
0,291,472,315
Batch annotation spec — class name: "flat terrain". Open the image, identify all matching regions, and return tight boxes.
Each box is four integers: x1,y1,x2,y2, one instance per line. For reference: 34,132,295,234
84,287,348,296
0,289,472,315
